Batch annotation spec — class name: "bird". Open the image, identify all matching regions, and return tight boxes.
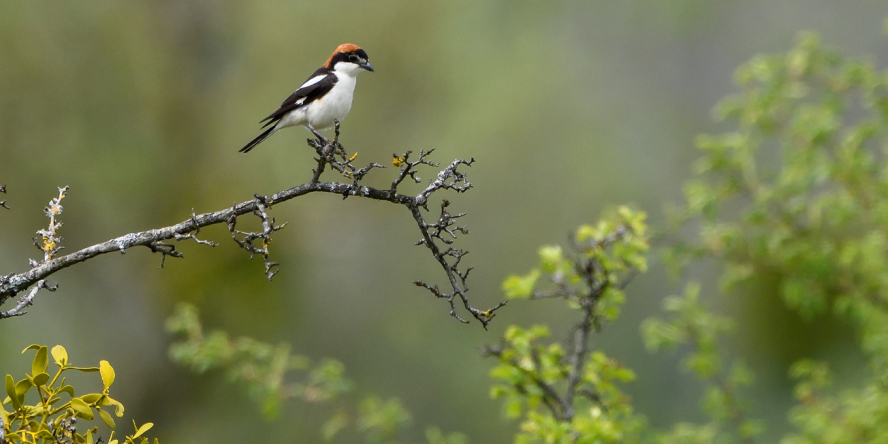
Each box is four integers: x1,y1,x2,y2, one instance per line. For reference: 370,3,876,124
239,43,374,153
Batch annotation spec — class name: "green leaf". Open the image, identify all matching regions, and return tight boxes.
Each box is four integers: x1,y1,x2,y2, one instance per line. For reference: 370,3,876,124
132,422,153,439
99,408,116,429
504,398,523,418
108,397,125,417
32,372,50,387
14,378,32,398
68,366,100,373
321,411,349,441
5,375,17,409
20,344,41,354
70,397,94,420
99,361,115,390
538,245,563,273
81,393,103,404
32,346,48,376
502,270,540,299
51,345,68,367
576,224,596,241
59,385,76,398
426,427,468,444
740,419,766,438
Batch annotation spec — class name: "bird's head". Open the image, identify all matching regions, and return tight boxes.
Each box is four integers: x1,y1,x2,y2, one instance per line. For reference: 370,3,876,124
325,43,374,76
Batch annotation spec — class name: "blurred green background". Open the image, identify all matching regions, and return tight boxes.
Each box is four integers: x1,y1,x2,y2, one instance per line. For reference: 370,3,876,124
1,1,885,442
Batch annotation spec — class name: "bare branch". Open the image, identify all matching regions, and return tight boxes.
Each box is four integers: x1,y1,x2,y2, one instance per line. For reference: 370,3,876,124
0,126,506,327
391,149,439,192
145,241,184,268
174,210,219,247
229,195,287,281
410,198,507,330
417,158,474,205
0,279,55,319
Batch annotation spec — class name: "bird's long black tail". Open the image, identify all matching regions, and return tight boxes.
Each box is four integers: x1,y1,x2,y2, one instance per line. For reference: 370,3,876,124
239,125,277,153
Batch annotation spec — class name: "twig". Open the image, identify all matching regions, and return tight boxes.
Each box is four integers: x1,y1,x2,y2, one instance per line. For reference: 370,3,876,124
229,196,287,281
33,186,69,264
0,279,55,319
480,344,567,419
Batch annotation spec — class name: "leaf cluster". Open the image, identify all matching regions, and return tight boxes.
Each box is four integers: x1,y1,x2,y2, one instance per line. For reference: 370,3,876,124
502,206,648,323
489,207,650,443
2,345,155,444
489,325,640,444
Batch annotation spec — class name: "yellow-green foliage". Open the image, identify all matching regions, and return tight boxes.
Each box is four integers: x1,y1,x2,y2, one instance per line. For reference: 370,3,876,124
166,304,467,444
653,30,888,443
1,345,156,444
166,303,352,420
492,207,649,443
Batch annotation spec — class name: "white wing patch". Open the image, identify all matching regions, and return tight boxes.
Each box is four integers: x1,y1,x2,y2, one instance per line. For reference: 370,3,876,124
298,74,327,90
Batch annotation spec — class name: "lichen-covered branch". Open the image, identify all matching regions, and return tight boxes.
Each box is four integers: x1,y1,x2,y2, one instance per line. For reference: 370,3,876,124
0,123,505,326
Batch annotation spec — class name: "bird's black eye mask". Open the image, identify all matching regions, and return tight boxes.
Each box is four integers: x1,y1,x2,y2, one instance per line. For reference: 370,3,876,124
331,49,370,68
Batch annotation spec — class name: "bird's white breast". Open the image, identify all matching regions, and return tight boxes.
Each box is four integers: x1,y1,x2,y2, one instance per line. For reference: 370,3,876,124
307,72,356,130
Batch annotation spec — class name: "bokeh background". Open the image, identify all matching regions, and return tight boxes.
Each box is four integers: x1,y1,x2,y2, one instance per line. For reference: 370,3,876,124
1,1,886,442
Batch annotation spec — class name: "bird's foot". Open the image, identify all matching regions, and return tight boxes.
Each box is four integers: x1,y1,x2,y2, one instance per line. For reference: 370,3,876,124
311,129,330,145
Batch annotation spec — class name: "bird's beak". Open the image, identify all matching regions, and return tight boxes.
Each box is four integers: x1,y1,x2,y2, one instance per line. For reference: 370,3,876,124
361,62,374,72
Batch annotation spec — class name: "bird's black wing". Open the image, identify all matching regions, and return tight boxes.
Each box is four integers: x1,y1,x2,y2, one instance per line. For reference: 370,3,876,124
259,68,338,128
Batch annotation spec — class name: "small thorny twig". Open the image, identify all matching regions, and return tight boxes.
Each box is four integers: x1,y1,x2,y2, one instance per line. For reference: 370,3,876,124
0,122,506,327
174,210,219,248
144,211,220,269
390,150,438,191
228,195,288,281
0,184,8,210
0,279,56,319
